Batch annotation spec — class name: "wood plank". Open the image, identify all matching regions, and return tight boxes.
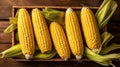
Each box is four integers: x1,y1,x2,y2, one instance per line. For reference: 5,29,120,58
0,58,105,67
0,44,11,52
0,0,103,19
0,21,12,44
0,58,119,67
0,6,12,19
0,0,120,20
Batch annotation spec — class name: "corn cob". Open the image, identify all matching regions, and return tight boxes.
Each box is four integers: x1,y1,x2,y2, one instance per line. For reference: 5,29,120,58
18,8,35,59
80,7,101,52
32,8,52,53
50,22,71,61
65,8,84,60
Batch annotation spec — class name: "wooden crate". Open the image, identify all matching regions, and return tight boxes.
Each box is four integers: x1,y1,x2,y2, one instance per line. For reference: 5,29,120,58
11,6,100,61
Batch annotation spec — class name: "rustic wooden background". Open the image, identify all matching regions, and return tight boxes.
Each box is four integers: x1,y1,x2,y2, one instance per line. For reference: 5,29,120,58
0,0,120,67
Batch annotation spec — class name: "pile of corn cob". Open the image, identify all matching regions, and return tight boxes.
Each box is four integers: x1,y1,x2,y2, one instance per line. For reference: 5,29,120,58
1,0,120,66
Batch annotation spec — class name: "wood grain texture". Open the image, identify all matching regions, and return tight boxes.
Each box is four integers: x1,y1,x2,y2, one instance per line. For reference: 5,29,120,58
0,44,11,52
0,0,120,66
0,0,103,19
0,0,120,20
0,21,12,44
0,57,119,67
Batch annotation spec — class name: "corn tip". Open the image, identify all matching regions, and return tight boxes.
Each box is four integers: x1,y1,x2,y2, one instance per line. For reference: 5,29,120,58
32,8,38,12
92,49,99,53
76,55,82,60
25,54,33,60
82,7,89,11
19,8,26,11
66,8,73,13
63,57,68,61
0,53,4,58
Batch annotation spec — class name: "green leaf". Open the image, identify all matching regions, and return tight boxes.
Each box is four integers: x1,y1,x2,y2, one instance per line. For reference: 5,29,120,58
100,43,120,55
97,32,114,54
101,32,114,47
85,47,113,66
9,9,20,24
15,31,19,41
100,0,118,29
103,53,120,59
4,9,20,33
95,0,110,16
95,0,118,29
42,8,65,26
4,24,17,33
97,0,112,25
9,17,18,24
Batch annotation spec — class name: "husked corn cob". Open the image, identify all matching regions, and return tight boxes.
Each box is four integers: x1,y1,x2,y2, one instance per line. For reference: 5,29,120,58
80,7,101,52
50,22,71,61
32,8,52,53
18,8,35,59
65,8,84,60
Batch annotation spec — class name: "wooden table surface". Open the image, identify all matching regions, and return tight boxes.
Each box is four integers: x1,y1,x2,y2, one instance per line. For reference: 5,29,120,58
0,0,120,67
0,0,120,21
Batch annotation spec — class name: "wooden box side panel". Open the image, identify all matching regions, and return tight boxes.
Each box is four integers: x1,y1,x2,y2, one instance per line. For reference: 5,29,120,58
12,6,99,46
11,6,101,61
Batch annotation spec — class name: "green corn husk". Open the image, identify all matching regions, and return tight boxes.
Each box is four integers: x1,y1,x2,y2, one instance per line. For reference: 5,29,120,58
85,47,115,67
9,17,18,24
15,31,19,41
6,52,23,58
0,43,21,58
100,43,120,55
100,0,117,29
0,43,39,58
12,49,56,60
96,0,112,24
101,32,114,48
97,32,114,54
95,0,110,16
9,9,19,24
4,9,20,33
34,49,56,59
95,0,118,29
42,8,65,26
4,24,17,33
103,53,120,59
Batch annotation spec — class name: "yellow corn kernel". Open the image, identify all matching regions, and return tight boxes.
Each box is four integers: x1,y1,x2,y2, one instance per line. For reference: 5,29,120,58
50,22,71,61
31,8,52,53
80,7,102,52
18,8,35,59
65,8,84,60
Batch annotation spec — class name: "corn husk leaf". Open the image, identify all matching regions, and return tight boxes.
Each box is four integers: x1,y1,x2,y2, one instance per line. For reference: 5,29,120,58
4,9,19,33
97,32,114,54
4,24,17,33
100,43,120,55
103,53,120,59
42,8,65,26
85,47,114,66
95,0,118,29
